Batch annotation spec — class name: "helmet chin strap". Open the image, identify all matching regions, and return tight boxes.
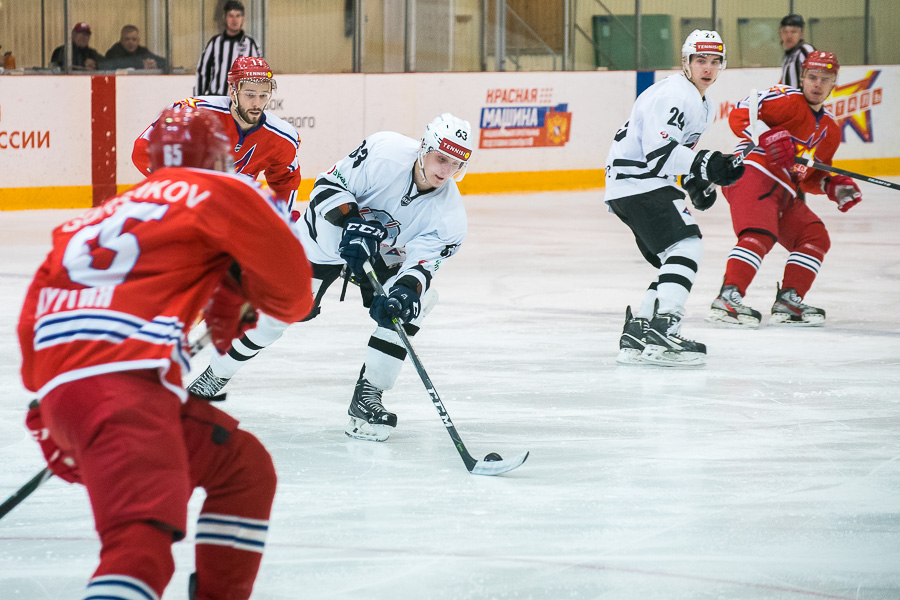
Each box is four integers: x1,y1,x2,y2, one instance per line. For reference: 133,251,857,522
416,150,428,188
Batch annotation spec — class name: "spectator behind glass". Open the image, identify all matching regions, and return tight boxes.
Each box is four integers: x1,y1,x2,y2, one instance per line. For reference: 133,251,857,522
104,25,167,71
51,22,103,71
195,1,261,95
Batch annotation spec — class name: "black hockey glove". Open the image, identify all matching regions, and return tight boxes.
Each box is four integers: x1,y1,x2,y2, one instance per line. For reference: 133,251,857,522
682,173,716,211
369,284,421,328
690,149,745,187
338,217,388,278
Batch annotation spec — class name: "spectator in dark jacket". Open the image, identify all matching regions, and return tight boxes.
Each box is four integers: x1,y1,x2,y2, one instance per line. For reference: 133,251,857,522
104,25,166,70
51,22,103,71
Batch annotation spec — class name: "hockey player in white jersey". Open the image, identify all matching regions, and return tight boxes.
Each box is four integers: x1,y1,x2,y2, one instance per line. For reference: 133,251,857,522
605,30,745,367
189,113,473,441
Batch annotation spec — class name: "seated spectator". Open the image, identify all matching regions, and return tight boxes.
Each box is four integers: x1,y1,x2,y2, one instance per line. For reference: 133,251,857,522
51,22,103,71
104,25,167,70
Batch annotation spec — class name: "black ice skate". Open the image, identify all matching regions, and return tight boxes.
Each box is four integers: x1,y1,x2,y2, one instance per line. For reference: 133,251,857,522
617,306,649,365
770,285,825,326
187,366,230,398
706,284,762,328
345,367,397,442
642,313,707,367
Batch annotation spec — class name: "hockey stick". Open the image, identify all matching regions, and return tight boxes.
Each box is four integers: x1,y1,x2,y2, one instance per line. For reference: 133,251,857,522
793,157,900,191
0,329,214,520
703,88,758,196
0,467,52,520
361,260,528,476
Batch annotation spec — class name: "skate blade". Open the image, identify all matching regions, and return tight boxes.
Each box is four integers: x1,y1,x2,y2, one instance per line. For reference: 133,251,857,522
769,313,825,327
705,308,760,329
616,347,645,365
640,345,706,368
344,417,393,442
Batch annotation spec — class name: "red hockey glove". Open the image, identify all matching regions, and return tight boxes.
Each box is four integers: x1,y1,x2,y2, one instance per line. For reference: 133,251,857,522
25,404,81,484
204,273,259,354
758,128,794,171
824,175,862,212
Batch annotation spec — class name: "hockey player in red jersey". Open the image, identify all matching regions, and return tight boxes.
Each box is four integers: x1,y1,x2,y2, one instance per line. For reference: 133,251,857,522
133,56,303,209
706,51,860,328
19,105,313,600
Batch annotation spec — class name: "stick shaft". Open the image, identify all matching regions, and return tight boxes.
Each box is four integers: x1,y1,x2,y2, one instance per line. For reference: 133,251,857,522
362,261,477,471
0,467,52,519
794,157,900,191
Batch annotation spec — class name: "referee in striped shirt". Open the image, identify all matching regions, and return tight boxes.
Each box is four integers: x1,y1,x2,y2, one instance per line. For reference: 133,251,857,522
195,1,260,96
779,14,815,89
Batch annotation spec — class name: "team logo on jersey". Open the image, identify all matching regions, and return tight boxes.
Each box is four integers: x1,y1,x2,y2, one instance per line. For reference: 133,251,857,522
823,70,882,143
791,129,829,178
479,87,572,149
358,207,401,240
234,144,257,172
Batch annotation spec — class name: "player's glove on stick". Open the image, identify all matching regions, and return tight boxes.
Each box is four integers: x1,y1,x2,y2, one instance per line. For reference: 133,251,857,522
682,173,716,211
370,284,421,328
691,149,745,187
339,217,388,277
759,128,794,170
204,273,259,354
25,404,81,484
823,175,862,212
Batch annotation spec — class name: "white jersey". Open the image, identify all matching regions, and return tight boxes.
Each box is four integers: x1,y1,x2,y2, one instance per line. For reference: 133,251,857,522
298,131,467,293
605,73,714,202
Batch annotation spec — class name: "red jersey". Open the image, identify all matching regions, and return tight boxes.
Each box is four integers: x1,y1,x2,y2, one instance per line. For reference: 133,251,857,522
133,96,302,207
18,168,313,399
730,85,840,198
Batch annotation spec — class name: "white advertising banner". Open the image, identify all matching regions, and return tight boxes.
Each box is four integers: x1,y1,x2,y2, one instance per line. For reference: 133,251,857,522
116,75,197,184
1,67,898,208
266,75,366,183
0,77,92,187
363,71,637,173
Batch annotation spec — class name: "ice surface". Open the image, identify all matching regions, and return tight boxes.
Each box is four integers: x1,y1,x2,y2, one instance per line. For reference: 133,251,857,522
1,186,899,599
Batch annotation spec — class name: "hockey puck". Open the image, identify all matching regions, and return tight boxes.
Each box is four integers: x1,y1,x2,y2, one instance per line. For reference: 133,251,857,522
484,452,503,462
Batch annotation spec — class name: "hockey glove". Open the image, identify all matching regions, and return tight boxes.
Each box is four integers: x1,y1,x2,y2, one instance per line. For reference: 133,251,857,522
339,217,388,278
26,403,81,484
690,149,745,188
204,273,259,354
823,175,862,212
369,285,421,328
759,128,795,170
682,173,716,211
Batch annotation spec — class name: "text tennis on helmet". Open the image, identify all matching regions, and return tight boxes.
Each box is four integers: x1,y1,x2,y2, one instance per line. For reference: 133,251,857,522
227,56,277,93
681,29,726,80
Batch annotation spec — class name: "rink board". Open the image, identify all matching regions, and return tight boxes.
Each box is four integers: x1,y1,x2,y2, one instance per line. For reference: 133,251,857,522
1,67,898,209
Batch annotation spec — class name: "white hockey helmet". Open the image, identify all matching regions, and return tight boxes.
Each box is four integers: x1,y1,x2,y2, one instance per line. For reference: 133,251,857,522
681,29,727,78
419,113,474,182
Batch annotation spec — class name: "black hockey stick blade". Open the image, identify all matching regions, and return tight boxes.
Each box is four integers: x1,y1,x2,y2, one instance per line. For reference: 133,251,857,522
470,451,530,476
0,467,52,520
794,156,900,191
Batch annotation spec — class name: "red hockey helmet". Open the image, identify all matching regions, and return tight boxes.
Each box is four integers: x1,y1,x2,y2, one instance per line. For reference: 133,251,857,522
147,105,232,172
802,51,839,74
227,56,276,92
